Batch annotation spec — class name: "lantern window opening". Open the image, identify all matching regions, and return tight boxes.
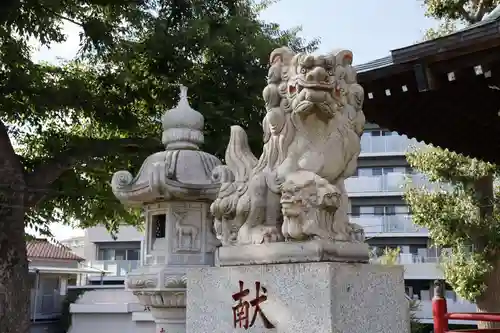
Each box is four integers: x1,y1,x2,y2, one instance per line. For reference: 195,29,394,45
153,213,167,239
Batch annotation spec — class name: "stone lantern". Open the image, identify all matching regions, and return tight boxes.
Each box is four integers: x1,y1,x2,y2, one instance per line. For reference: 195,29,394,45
111,85,221,333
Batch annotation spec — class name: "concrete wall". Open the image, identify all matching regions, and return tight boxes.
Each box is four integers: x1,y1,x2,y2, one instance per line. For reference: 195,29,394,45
30,258,80,269
68,286,154,333
60,236,85,258
30,321,60,333
84,226,144,262
70,313,153,333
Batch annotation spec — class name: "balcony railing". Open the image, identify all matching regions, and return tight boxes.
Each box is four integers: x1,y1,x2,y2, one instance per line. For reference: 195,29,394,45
89,260,140,277
360,134,426,155
351,214,428,235
371,246,474,264
30,289,63,319
345,173,448,194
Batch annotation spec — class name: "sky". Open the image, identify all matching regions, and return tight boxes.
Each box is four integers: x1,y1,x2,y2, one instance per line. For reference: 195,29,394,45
30,0,440,240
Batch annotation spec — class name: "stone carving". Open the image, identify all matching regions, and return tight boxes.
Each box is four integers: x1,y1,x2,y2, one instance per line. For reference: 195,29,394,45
113,87,220,331
111,86,222,207
211,47,366,247
174,211,199,250
134,290,186,308
281,170,342,241
127,278,158,289
164,274,188,288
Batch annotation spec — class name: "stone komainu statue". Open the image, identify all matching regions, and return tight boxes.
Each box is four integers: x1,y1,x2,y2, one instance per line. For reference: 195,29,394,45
211,47,366,247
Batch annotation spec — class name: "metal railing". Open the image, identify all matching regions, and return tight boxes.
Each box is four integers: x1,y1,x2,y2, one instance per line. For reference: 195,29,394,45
360,134,426,155
30,289,63,319
350,214,428,235
433,280,500,333
345,172,450,194
370,246,475,265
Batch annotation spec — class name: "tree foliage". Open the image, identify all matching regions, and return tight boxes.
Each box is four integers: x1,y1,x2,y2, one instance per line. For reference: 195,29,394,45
0,1,318,329
405,2,500,315
423,0,500,24
408,1,500,328
1,0,318,236
405,146,500,301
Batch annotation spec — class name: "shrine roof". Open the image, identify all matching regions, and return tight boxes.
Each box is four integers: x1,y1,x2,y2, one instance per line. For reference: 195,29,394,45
355,56,393,73
355,6,500,75
353,6,500,164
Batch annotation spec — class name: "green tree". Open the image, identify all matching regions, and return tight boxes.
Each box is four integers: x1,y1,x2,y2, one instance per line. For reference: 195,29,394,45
423,0,499,24
408,1,500,329
0,0,317,331
405,148,499,328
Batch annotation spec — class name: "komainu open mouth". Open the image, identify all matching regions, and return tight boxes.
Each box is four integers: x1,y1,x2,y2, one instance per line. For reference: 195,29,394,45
288,81,334,95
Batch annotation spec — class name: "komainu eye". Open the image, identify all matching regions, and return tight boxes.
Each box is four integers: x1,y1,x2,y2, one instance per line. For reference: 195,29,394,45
327,69,334,76
300,68,307,74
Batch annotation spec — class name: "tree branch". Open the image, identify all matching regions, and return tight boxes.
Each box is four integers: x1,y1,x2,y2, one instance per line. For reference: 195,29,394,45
24,136,162,207
0,121,24,181
474,0,493,22
35,1,84,27
457,0,477,23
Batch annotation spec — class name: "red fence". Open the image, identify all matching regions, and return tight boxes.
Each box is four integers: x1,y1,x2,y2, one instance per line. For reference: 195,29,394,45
432,280,500,333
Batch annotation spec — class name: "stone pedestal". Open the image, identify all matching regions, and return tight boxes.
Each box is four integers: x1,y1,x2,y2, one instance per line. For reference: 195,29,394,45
186,262,410,333
151,307,185,333
217,241,370,266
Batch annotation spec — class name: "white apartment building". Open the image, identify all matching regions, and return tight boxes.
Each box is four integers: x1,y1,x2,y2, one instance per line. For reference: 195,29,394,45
349,124,476,326
62,124,476,326
61,226,142,285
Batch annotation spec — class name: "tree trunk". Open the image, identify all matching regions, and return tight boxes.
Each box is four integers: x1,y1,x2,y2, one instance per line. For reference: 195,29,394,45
474,173,500,329
476,259,500,329
0,122,30,333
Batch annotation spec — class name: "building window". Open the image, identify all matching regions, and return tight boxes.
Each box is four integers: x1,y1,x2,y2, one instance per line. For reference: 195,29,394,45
373,205,398,216
97,248,140,261
351,206,360,217
371,167,394,176
385,206,396,215
127,249,140,261
369,130,393,137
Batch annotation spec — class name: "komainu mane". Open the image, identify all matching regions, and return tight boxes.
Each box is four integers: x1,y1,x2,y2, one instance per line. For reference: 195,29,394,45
211,47,366,246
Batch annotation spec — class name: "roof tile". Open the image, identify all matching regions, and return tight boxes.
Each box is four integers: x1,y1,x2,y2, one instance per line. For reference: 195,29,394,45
26,239,83,261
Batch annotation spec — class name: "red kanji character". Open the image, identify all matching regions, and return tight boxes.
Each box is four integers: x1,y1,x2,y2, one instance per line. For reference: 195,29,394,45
249,282,274,329
232,280,250,329
159,328,165,333
231,281,275,330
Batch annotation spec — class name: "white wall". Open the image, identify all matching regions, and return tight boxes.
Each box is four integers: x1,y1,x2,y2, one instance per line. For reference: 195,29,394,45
30,321,60,333
84,226,144,262
70,313,153,333
69,287,154,333
30,258,80,269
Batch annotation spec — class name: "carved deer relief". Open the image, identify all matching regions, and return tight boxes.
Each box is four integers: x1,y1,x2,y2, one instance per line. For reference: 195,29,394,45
174,211,199,251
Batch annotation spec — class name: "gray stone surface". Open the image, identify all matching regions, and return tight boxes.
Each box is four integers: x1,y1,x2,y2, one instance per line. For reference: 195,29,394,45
217,240,369,266
186,262,410,333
